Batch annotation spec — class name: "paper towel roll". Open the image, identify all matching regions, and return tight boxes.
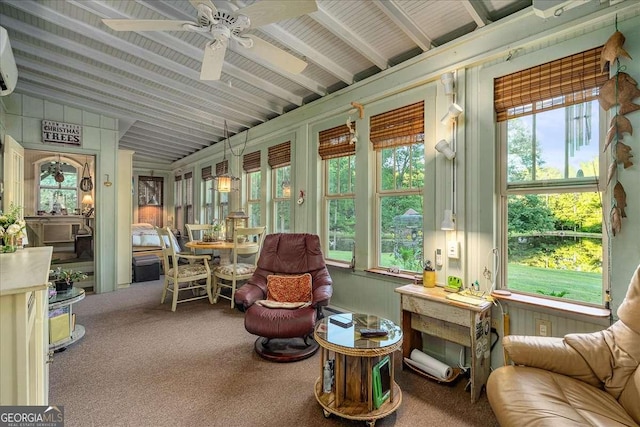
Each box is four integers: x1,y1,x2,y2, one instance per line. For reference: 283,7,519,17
409,349,453,380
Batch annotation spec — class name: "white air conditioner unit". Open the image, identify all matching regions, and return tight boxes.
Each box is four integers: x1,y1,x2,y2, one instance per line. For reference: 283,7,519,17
0,26,18,96
532,0,591,18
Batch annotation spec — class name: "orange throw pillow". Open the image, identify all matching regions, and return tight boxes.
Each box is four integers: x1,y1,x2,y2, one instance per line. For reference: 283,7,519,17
266,273,312,303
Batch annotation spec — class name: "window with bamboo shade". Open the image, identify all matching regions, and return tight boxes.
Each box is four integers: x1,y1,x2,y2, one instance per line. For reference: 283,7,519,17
494,46,607,122
370,101,424,150
268,141,291,168
318,122,356,160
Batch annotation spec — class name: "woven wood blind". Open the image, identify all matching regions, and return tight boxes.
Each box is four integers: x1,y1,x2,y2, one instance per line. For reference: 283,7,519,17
318,122,356,160
201,166,212,180
175,175,182,182
243,150,261,172
268,141,291,168
216,159,228,175
184,172,192,179
494,46,607,122
370,101,424,150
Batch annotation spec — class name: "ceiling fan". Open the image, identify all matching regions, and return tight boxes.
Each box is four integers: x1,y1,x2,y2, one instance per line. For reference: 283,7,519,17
102,0,317,81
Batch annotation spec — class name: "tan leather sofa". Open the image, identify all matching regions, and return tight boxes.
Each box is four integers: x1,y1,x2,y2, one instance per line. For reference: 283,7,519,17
487,265,640,427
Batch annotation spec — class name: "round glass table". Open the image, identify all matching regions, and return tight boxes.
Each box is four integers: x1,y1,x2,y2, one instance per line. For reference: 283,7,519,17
49,287,85,351
313,313,403,427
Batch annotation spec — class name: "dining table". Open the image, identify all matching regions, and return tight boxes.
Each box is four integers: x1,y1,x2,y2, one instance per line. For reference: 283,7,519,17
185,240,258,265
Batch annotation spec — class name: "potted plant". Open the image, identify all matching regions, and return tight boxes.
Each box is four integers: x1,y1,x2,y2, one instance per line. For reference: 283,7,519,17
50,267,88,292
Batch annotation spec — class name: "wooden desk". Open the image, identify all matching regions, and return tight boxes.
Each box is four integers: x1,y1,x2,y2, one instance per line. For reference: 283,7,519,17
394,284,492,403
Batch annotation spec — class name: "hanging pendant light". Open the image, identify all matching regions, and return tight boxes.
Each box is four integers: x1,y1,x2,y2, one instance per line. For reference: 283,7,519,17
213,120,244,193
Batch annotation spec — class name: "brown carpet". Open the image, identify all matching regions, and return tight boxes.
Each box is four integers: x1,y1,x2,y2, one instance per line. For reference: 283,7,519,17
49,280,498,427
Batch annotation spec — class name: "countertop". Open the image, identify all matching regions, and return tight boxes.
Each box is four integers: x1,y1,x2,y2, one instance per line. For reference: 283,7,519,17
0,247,53,296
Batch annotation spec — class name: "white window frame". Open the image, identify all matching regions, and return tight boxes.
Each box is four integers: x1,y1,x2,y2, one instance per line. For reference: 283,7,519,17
323,154,356,264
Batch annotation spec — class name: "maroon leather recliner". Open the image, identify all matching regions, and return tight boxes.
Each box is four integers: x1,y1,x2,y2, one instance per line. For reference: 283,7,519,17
234,233,332,362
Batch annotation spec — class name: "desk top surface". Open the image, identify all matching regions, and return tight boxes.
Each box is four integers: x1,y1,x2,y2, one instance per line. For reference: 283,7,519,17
395,284,492,312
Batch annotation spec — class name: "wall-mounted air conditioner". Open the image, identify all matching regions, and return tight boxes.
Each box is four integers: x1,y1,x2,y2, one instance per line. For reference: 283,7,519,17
0,26,18,96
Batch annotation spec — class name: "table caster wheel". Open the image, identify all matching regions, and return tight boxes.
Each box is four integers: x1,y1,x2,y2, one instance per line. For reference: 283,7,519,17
366,420,376,427
323,409,331,418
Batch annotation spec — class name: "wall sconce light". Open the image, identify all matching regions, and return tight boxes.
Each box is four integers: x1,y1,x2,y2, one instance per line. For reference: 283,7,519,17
441,103,463,125
441,209,456,231
435,139,456,160
440,72,455,96
103,174,112,187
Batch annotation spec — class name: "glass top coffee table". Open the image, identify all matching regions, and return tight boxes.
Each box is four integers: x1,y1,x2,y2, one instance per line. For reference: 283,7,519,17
313,313,403,427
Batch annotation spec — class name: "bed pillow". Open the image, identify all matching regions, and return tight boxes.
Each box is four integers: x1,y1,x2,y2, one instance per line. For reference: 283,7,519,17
266,273,312,303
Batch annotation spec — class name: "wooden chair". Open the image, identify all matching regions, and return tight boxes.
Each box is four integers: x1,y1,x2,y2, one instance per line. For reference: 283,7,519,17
213,226,266,309
156,227,213,312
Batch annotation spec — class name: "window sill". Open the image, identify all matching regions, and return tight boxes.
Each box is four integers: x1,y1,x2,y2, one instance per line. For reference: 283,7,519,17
492,291,610,320
365,268,419,282
325,260,353,269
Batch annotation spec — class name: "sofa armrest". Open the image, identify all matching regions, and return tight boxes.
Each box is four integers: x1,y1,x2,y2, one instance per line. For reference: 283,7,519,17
503,335,601,387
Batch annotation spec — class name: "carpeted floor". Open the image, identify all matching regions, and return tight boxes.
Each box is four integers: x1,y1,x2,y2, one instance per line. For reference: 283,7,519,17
49,280,498,427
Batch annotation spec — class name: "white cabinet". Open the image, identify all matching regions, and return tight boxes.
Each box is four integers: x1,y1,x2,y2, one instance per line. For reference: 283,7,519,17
0,247,53,405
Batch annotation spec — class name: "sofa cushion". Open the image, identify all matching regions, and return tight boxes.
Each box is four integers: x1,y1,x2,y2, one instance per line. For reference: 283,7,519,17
488,366,637,427
266,273,312,303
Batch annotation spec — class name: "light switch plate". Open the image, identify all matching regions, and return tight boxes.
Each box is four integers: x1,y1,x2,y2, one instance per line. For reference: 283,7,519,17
447,241,460,259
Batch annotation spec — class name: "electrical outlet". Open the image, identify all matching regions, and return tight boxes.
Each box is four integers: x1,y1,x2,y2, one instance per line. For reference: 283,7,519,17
535,319,552,337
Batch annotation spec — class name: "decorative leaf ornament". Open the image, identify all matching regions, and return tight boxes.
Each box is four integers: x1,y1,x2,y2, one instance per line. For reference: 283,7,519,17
599,18,637,237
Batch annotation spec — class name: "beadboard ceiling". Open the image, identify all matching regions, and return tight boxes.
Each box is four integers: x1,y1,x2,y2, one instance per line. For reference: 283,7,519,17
0,0,540,163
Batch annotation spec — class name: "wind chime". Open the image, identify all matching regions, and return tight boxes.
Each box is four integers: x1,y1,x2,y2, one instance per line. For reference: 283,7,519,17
598,17,639,236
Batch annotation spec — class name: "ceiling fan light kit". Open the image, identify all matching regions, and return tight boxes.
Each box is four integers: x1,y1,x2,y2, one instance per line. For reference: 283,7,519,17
102,0,318,81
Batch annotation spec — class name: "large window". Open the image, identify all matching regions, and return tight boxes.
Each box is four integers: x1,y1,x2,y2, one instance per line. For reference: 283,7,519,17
201,166,213,224
371,102,425,272
319,122,356,262
496,47,608,305
269,142,291,233
38,157,79,214
243,151,261,226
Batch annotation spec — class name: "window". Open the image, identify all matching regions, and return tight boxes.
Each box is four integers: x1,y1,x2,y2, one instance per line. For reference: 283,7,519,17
215,160,230,220
38,157,79,214
243,151,261,226
184,172,193,225
174,175,183,232
495,47,608,305
319,122,356,262
201,166,213,224
268,141,291,233
371,102,425,272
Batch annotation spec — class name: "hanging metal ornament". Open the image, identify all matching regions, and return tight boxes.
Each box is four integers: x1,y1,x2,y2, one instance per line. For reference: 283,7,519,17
54,154,65,183
80,158,94,191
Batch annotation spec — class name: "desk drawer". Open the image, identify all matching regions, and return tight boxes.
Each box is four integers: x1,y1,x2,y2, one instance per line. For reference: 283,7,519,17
402,294,471,327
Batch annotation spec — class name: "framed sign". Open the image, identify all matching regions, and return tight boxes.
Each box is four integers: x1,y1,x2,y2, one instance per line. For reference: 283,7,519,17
42,120,82,146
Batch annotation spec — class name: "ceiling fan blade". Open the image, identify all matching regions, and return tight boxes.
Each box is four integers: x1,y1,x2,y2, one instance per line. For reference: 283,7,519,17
245,35,307,74
238,0,318,29
102,19,192,32
189,0,218,17
201,42,227,81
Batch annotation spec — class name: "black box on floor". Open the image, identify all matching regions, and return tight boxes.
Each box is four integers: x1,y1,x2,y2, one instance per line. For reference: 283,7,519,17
132,255,160,282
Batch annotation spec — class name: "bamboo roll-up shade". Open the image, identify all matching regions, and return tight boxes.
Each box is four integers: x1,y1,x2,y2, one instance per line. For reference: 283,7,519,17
268,141,291,168
175,175,182,182
216,159,228,175
318,122,356,159
201,165,212,180
184,172,193,179
243,150,261,172
494,46,607,122
370,101,424,150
